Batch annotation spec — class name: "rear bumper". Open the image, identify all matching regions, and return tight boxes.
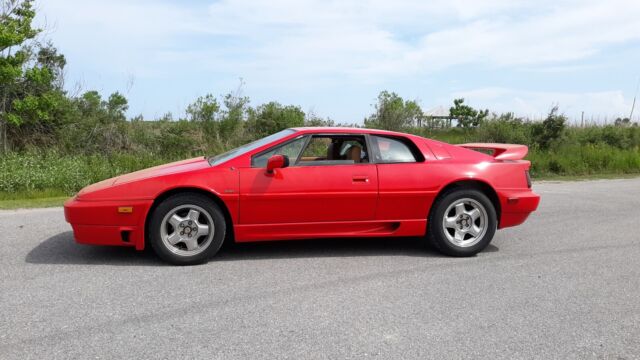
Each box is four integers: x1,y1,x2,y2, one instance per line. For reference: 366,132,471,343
64,197,153,250
497,189,540,229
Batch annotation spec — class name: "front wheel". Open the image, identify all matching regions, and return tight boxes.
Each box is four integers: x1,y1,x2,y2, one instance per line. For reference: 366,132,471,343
149,193,226,265
427,188,497,257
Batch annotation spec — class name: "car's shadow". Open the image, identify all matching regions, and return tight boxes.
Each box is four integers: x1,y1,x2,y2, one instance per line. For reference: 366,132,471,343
25,232,161,266
26,231,499,266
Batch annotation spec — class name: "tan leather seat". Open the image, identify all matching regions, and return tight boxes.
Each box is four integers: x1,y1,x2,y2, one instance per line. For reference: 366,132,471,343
348,145,361,163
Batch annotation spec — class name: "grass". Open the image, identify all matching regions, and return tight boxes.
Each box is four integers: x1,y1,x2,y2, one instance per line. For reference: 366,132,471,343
0,196,69,210
0,151,171,196
0,189,70,210
526,145,640,178
534,173,640,181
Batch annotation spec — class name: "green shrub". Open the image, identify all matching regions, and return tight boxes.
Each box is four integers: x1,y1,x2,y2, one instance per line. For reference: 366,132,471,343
531,107,566,149
474,113,532,145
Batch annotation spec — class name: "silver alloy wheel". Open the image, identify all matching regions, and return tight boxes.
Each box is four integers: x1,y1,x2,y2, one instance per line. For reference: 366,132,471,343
160,204,215,257
442,198,488,248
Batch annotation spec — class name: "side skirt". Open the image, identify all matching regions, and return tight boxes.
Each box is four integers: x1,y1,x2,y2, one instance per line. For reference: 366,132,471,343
234,219,427,242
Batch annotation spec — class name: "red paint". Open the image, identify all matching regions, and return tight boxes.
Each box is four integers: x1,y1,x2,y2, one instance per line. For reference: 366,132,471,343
266,154,288,173
64,127,540,250
239,164,378,224
459,143,529,161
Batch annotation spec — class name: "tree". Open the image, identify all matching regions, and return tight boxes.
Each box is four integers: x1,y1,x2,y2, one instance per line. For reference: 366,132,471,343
72,90,128,123
219,90,249,136
614,117,631,127
4,43,70,148
304,110,335,127
449,98,488,128
106,92,128,122
76,91,102,117
186,94,219,122
365,91,422,131
247,102,305,137
36,44,66,88
0,0,40,152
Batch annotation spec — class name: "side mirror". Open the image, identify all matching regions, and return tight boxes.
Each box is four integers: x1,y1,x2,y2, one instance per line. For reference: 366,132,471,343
266,154,289,173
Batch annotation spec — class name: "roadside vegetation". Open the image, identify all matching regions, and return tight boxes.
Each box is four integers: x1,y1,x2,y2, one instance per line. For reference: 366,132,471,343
1,0,639,207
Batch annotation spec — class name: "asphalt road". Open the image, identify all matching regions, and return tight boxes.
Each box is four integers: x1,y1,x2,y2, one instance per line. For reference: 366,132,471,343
1,178,639,359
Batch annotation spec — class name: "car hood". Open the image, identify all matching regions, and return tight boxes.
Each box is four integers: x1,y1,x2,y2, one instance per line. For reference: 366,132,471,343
113,157,210,185
78,157,210,197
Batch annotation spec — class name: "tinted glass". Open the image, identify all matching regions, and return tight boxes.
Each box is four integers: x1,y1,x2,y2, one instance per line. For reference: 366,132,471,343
298,135,368,164
252,136,307,167
208,129,296,165
372,136,416,163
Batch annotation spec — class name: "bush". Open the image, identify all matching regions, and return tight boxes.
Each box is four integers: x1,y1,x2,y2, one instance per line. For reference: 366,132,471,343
531,106,566,149
573,125,639,149
474,113,532,145
246,102,305,138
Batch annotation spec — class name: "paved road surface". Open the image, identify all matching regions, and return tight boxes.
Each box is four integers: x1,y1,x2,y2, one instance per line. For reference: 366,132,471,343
1,178,639,359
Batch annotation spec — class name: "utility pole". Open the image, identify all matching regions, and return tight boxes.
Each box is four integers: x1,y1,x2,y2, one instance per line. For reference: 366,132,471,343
630,77,640,121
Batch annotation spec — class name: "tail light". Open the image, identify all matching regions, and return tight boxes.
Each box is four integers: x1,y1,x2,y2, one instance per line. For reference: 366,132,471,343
525,170,532,188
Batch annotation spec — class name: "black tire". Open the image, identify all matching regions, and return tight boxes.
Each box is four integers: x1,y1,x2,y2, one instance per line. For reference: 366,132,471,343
149,193,226,265
427,188,497,257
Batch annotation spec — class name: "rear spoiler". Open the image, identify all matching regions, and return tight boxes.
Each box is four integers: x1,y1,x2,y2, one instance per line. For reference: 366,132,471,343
458,143,528,161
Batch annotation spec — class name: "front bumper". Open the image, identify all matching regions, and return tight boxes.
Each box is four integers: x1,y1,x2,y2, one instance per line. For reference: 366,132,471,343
497,190,540,229
64,197,154,250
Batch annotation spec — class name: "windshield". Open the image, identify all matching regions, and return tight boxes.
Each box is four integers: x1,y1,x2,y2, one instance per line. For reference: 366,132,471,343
207,129,297,165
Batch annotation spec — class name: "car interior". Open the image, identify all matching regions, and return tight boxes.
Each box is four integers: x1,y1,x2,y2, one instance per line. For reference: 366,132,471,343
252,133,423,168
297,135,369,165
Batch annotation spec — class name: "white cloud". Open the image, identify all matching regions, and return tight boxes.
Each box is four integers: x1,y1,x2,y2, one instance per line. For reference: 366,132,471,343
34,0,640,120
37,0,640,79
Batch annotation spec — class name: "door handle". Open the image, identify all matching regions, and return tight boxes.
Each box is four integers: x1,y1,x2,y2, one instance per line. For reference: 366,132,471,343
352,176,369,183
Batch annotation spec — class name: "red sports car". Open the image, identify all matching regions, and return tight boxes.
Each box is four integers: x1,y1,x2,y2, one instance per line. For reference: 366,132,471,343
64,127,540,265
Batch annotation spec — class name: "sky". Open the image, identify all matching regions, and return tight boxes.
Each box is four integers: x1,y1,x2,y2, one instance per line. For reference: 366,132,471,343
35,0,640,124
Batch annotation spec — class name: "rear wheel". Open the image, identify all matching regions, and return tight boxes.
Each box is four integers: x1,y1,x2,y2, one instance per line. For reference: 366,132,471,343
149,194,226,265
427,188,496,257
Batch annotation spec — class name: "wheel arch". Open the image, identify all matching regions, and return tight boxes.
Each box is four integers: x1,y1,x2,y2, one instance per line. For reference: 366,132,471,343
144,187,235,249
429,179,501,229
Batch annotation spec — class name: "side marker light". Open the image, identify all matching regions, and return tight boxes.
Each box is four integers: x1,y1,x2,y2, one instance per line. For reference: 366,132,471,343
118,206,133,214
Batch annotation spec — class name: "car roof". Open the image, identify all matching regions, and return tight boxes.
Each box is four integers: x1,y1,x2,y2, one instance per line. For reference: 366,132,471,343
291,127,408,136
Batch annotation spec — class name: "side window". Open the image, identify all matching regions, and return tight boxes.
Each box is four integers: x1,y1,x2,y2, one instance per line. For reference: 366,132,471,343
298,135,369,165
372,136,416,163
251,136,307,167
299,137,331,160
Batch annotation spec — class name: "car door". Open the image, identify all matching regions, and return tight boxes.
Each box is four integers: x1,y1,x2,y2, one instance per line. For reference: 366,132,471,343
370,135,434,221
239,134,378,224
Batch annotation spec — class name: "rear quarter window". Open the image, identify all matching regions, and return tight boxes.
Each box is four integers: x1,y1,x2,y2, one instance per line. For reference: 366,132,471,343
371,135,424,163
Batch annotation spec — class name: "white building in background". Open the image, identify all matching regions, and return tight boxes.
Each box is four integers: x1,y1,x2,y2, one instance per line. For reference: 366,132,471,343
423,105,455,128
424,106,449,117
